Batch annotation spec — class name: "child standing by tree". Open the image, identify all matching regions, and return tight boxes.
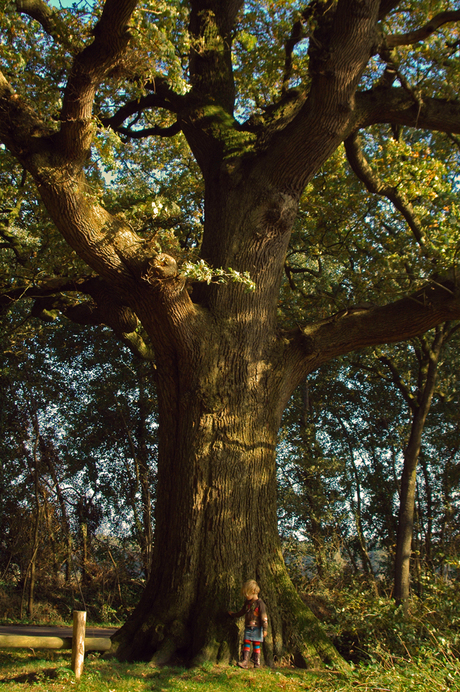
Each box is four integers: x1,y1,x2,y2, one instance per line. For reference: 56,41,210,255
229,579,268,668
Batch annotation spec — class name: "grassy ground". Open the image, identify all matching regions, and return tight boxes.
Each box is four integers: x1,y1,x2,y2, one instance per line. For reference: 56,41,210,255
0,650,459,691
1,576,459,690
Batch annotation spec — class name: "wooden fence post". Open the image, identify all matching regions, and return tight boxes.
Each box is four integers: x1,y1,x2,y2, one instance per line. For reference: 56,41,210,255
71,610,86,680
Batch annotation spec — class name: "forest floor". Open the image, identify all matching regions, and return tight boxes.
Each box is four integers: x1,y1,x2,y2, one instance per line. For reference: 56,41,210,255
1,576,459,690
0,649,459,692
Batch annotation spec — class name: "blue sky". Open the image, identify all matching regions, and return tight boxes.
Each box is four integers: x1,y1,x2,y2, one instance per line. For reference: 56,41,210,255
48,0,85,6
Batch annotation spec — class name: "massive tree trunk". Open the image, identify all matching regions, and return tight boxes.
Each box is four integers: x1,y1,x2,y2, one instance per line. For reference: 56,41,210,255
108,171,345,665
112,325,340,666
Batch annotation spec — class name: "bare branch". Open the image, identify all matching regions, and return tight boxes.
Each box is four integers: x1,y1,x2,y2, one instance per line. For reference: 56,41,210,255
386,10,460,48
102,82,184,131
0,275,92,314
378,355,415,409
282,10,309,95
115,122,181,139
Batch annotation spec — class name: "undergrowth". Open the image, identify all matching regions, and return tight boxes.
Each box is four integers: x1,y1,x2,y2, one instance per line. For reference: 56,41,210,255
320,575,460,664
0,577,142,627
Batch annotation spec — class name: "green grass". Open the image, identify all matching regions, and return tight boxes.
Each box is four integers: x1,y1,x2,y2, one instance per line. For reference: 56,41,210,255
0,650,458,691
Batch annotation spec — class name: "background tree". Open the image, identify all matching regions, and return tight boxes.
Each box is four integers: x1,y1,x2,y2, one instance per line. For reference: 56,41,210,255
1,0,460,667
278,325,460,606
357,325,460,610
0,311,158,620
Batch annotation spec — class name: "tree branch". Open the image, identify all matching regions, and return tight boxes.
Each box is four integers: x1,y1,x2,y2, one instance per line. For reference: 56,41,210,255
344,131,429,251
378,355,415,409
15,0,79,50
174,0,244,176
0,274,155,360
56,0,139,162
261,0,382,193
0,72,164,292
282,7,310,95
188,0,243,112
386,10,460,48
350,356,415,406
295,270,460,374
355,87,460,135
100,86,183,137
115,122,181,139
35,293,155,360
100,79,184,131
0,275,87,316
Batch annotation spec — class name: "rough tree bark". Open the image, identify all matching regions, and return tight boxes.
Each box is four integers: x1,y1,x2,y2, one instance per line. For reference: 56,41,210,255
2,0,460,667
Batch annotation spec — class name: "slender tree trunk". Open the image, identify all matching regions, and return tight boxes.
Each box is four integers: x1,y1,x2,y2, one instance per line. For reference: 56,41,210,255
305,498,328,581
339,418,378,593
21,425,42,620
27,561,36,619
136,375,154,579
45,453,73,583
341,531,360,575
117,378,154,578
80,520,88,585
394,327,446,610
394,441,419,610
439,445,460,574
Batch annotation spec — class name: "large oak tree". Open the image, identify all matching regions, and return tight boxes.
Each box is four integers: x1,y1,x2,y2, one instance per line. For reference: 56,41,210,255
1,0,460,666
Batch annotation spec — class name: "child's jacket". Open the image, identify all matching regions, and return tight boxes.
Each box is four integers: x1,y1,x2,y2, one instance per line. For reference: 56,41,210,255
233,598,268,630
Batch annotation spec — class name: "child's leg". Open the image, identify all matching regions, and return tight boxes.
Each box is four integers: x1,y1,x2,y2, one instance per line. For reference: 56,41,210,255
237,639,252,668
253,641,261,668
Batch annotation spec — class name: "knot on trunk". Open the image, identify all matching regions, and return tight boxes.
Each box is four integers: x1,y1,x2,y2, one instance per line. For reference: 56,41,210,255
142,253,178,284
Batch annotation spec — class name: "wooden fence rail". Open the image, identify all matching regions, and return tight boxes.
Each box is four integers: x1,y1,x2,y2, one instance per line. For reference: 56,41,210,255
0,611,111,680
0,634,111,651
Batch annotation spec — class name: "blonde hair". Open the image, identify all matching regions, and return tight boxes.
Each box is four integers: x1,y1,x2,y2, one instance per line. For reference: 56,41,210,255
241,579,260,599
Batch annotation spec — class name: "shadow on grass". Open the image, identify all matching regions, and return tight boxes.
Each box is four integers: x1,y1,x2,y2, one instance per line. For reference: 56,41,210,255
0,650,349,690
101,662,347,690
0,651,73,686
0,667,64,684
